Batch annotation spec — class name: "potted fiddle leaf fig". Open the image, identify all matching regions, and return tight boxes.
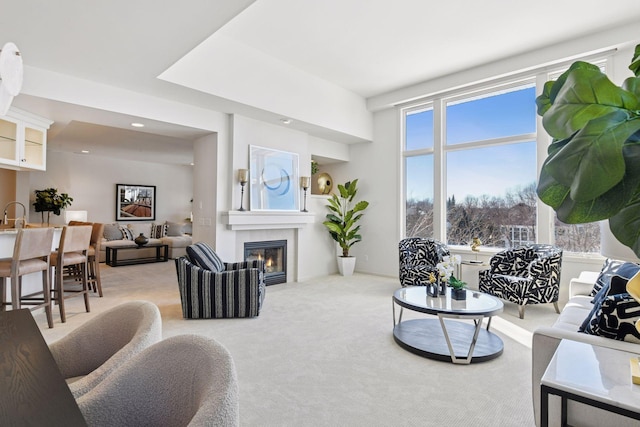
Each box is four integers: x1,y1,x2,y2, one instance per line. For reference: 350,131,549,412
33,188,73,225
323,179,369,276
535,44,640,256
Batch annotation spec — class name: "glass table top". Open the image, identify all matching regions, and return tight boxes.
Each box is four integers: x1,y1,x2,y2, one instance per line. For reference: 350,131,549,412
393,286,504,316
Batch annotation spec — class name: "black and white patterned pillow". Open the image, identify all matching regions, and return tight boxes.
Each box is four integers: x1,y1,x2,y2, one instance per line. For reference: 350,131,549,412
120,227,135,241
186,242,225,272
150,223,167,238
579,275,630,332
591,258,625,296
582,292,640,343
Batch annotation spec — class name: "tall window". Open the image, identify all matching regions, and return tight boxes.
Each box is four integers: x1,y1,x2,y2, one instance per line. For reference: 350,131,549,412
402,73,602,254
445,84,537,248
405,106,434,237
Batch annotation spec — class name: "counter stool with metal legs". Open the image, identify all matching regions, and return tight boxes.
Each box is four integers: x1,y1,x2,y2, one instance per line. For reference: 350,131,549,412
0,227,56,328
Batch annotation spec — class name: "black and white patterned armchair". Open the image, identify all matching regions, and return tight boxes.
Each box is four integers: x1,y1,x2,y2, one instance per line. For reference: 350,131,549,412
399,237,450,287
478,244,563,319
175,242,266,318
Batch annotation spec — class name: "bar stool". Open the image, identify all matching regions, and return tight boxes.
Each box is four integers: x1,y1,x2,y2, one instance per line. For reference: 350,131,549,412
0,227,55,328
50,225,92,323
69,221,104,297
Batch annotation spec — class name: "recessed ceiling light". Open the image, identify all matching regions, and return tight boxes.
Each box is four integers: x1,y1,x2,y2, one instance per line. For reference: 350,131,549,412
81,150,90,154
131,122,145,128
280,118,292,125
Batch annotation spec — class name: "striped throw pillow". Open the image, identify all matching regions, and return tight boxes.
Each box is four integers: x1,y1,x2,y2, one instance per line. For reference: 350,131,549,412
186,243,224,272
150,223,167,238
121,227,135,241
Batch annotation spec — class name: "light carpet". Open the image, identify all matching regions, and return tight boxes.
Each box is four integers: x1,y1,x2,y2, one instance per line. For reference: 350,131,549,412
36,262,560,426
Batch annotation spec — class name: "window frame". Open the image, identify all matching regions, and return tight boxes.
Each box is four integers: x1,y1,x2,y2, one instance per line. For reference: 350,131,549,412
399,56,611,256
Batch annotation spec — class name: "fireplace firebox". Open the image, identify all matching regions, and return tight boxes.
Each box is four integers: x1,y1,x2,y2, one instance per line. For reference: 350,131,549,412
244,240,287,285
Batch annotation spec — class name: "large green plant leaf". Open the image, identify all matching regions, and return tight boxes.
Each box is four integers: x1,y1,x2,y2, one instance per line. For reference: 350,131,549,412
630,45,640,77
539,140,640,224
537,44,640,256
609,191,640,256
535,80,555,116
541,65,640,140
623,76,640,97
543,111,640,201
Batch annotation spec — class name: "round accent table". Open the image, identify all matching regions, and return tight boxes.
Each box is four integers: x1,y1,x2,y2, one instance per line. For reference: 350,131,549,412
392,286,504,364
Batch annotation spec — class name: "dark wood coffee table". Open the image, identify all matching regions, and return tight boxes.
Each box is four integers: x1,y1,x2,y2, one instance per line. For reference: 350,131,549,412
392,286,504,364
105,243,169,267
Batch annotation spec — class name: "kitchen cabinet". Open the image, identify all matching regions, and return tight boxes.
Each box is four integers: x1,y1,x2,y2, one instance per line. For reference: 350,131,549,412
0,108,52,171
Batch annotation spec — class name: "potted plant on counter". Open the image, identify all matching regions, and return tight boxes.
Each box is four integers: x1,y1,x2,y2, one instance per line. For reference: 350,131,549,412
33,188,73,225
323,179,369,276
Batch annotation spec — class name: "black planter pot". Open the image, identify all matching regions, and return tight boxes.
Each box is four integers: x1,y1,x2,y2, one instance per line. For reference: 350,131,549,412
451,288,467,300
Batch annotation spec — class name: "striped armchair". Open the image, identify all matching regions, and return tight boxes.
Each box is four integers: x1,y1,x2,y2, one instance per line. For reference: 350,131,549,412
175,243,266,318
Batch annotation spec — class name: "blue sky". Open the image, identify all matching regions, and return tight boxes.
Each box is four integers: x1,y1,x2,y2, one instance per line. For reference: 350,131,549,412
405,85,537,201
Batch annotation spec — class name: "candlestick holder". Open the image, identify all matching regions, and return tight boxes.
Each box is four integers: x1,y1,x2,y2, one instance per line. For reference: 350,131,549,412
238,169,248,211
300,176,310,212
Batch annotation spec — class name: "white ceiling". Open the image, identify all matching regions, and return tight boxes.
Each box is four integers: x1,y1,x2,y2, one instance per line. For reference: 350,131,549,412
2,0,640,163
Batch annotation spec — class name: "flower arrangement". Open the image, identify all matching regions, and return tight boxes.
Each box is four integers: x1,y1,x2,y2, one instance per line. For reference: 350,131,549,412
436,255,467,290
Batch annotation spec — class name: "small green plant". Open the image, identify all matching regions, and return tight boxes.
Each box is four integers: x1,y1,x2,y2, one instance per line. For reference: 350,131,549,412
33,188,73,224
323,179,369,257
449,276,467,290
311,160,319,175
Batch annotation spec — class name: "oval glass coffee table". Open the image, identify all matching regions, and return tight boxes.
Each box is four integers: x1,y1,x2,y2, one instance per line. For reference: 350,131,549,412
392,287,504,364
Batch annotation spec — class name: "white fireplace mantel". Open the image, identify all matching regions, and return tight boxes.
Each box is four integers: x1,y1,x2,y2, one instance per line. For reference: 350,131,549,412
222,211,315,230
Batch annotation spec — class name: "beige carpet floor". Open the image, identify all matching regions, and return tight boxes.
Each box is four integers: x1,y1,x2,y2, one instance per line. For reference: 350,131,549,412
36,262,559,427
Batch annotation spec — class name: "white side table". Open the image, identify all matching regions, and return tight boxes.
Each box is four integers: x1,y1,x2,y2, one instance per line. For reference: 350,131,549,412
541,339,640,426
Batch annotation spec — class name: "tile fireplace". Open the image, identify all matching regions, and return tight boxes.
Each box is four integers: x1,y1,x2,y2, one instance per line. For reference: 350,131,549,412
244,240,287,285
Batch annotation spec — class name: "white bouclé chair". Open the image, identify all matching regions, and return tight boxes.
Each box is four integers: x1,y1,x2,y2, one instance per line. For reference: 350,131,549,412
77,334,239,427
48,300,162,398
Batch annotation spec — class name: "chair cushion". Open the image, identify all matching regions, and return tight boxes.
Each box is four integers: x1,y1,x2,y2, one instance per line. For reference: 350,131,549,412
127,223,151,238
186,243,224,272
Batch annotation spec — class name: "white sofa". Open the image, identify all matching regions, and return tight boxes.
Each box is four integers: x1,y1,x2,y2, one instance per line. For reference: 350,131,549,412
532,271,640,426
99,221,192,262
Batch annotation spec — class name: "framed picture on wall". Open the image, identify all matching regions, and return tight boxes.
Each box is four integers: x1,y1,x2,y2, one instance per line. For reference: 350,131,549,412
249,145,299,211
116,184,156,221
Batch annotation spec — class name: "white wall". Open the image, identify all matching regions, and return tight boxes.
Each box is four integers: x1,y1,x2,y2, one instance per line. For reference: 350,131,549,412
26,151,193,225
218,115,337,281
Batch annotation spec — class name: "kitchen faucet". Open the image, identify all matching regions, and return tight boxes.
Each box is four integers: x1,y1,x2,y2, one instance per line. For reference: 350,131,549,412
3,201,27,228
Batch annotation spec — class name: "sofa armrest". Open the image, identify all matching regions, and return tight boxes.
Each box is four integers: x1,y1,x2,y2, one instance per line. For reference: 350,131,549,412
224,260,265,272
532,327,640,426
569,271,599,297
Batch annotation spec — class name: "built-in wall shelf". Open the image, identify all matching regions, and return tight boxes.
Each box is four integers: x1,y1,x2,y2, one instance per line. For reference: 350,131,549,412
222,211,315,230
